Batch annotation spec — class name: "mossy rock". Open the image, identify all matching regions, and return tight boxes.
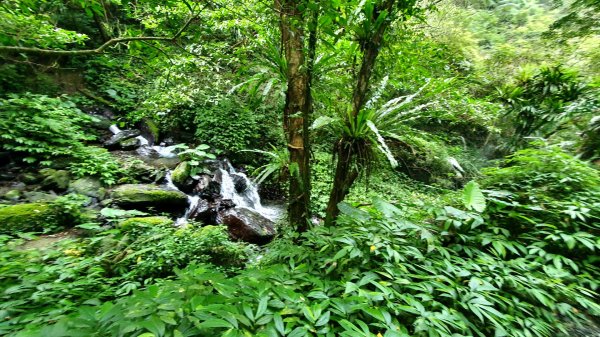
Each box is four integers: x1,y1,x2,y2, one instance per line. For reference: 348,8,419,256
140,118,160,145
110,184,188,213
39,168,70,191
3,190,21,201
171,161,191,186
119,138,141,150
69,177,106,199
119,216,174,231
0,203,60,234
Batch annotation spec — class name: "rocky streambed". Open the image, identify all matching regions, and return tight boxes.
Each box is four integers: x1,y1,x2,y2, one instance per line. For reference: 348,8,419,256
0,118,283,245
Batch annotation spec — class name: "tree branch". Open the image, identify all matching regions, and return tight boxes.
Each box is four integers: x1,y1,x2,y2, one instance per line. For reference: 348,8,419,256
0,14,198,56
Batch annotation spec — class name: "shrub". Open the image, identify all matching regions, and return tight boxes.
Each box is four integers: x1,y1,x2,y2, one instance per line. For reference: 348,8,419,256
0,93,96,164
95,221,252,280
479,145,600,287
69,146,124,185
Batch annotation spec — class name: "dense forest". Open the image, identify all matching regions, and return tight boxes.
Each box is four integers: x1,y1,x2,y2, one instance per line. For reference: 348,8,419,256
0,0,599,336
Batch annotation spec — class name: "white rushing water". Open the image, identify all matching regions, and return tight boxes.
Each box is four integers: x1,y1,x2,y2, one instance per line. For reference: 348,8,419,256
108,124,282,225
218,169,281,221
109,124,176,158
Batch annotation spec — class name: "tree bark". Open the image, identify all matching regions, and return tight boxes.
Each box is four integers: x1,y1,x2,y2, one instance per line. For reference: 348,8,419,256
324,139,360,225
277,0,313,232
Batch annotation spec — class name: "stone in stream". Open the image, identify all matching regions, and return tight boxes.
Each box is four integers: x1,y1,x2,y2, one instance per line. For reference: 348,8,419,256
119,137,141,150
110,184,188,213
171,161,195,193
104,130,141,149
219,207,276,244
69,177,106,199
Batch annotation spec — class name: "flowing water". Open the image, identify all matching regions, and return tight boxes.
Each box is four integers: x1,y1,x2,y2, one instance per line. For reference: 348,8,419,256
108,124,283,226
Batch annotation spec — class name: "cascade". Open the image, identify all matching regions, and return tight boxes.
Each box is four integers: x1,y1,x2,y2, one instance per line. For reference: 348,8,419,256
107,125,282,226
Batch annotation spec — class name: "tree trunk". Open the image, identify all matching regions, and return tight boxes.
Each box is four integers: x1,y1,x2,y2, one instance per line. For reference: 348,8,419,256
324,139,359,225
324,0,396,225
277,0,312,232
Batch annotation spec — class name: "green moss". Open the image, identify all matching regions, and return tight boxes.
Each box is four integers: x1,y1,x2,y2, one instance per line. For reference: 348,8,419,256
119,216,174,231
171,161,191,186
0,203,60,234
111,184,188,213
142,118,160,143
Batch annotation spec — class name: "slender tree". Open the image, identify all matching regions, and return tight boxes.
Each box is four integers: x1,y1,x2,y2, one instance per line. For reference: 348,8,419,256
325,0,425,225
276,0,318,231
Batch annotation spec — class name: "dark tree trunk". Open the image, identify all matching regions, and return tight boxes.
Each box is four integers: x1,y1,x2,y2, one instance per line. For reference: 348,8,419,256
277,0,314,232
324,0,396,225
324,139,360,225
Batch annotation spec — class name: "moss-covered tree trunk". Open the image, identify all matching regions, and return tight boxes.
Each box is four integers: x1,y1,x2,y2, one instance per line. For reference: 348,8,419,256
278,0,313,232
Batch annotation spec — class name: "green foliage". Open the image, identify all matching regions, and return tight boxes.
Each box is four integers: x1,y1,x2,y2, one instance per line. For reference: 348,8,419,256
0,221,252,336
480,145,600,281
498,66,586,147
246,146,290,184
463,181,486,212
0,93,96,164
69,146,124,185
94,221,252,281
173,144,216,176
29,196,600,337
0,236,118,336
194,99,278,158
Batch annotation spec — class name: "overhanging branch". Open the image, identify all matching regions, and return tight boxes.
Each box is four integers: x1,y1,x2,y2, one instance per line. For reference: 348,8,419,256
0,14,198,56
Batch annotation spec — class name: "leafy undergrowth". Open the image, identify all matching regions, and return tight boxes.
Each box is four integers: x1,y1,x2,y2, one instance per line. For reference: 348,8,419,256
13,191,599,337
0,223,252,336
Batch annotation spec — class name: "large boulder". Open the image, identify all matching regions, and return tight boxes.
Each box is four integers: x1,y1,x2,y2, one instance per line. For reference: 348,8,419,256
69,177,106,199
190,199,235,224
104,130,141,149
110,184,188,213
219,207,276,244
0,203,59,234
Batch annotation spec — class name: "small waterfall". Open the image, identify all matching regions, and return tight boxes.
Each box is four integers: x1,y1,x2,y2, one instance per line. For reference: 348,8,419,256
165,171,200,226
219,169,281,221
109,124,175,158
109,125,121,134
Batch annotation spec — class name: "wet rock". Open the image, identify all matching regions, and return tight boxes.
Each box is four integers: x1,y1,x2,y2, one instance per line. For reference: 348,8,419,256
69,177,106,199
220,207,276,244
0,203,60,234
104,130,141,149
232,173,249,193
140,118,160,145
189,199,215,224
39,169,70,191
171,162,192,190
121,159,161,183
119,137,141,150
111,184,188,213
196,178,221,201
